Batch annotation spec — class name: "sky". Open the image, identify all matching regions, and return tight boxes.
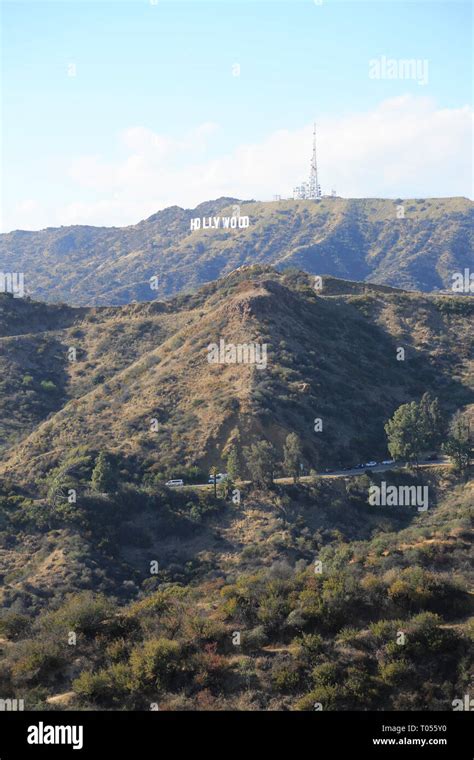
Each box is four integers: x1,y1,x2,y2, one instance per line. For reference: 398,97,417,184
1,0,472,231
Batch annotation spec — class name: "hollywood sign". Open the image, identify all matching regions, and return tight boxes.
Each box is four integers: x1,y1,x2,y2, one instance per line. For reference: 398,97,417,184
190,216,250,231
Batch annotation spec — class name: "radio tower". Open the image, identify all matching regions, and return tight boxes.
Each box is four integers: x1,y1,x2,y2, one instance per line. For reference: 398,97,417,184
308,122,321,198
293,121,322,199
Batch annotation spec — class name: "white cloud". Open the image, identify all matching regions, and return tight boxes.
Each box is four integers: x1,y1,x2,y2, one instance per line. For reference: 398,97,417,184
5,96,473,230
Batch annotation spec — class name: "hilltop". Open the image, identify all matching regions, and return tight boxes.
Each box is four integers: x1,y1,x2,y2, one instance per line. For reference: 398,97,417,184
0,266,472,483
0,196,472,305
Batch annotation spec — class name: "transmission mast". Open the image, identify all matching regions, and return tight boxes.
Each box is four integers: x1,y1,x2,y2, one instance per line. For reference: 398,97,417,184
308,122,321,198
293,121,322,199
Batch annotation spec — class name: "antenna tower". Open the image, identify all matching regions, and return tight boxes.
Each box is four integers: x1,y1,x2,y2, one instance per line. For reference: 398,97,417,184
293,121,322,199
308,122,321,199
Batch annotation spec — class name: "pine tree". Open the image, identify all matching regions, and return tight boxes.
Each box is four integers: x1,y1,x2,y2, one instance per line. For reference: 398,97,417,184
419,393,445,450
442,412,472,476
283,433,303,483
385,395,444,468
91,452,117,493
226,446,240,480
209,465,218,497
243,440,277,488
385,402,424,466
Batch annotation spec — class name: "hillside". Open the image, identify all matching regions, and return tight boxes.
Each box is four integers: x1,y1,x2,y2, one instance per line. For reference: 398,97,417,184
0,266,472,484
0,197,472,305
0,266,472,713
0,469,471,711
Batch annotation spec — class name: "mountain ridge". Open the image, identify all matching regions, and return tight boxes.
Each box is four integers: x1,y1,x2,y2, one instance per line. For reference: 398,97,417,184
1,196,472,305
1,266,472,486
0,266,472,715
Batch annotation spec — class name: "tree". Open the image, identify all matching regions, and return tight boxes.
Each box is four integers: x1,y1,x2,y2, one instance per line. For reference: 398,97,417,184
385,402,425,466
225,446,241,480
46,450,92,507
217,476,234,501
442,411,472,476
91,452,118,493
283,433,303,483
419,393,445,450
385,395,444,467
209,466,218,497
243,440,277,489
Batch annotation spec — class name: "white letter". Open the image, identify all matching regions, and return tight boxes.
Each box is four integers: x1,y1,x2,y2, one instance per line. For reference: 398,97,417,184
368,486,380,506
27,725,39,745
73,726,83,750
207,343,219,364
368,58,380,80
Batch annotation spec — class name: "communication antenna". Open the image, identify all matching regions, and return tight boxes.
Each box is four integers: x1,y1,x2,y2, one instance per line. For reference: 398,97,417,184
293,121,322,199
308,122,321,199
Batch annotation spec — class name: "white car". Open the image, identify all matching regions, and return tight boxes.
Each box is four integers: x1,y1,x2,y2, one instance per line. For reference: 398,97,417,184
165,479,184,487
382,459,395,465
365,461,377,468
208,472,228,484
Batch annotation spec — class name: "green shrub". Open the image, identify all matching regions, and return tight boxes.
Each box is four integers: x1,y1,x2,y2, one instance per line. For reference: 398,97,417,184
0,612,30,640
129,638,181,690
295,684,339,711
73,670,112,702
341,666,380,708
39,592,115,638
40,380,57,393
379,659,413,686
242,625,268,652
271,658,302,692
11,640,64,685
311,661,339,688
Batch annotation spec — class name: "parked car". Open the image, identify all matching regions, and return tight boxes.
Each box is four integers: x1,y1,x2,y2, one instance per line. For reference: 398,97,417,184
208,472,228,484
365,461,377,468
382,459,395,465
165,479,184,487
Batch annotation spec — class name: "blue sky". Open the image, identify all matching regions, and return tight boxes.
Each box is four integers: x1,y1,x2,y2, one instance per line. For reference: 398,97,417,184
1,0,472,230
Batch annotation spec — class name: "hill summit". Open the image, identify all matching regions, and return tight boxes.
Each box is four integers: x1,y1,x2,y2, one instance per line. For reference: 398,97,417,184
1,266,472,485
0,196,472,305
